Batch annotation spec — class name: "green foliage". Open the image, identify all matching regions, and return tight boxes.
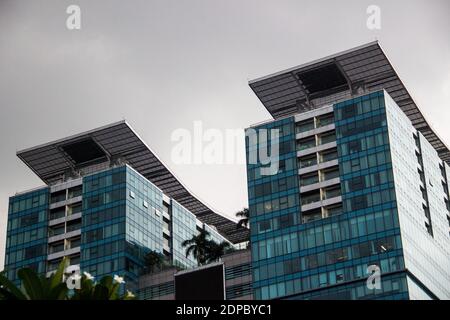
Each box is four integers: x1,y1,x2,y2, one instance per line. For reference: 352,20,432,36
144,250,170,274
0,257,68,300
0,258,135,300
182,227,212,266
206,241,234,264
70,274,134,300
182,227,234,266
236,208,250,245
236,208,249,229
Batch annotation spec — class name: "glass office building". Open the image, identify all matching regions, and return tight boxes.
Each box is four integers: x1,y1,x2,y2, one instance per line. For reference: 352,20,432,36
5,121,249,292
137,249,253,300
246,42,450,300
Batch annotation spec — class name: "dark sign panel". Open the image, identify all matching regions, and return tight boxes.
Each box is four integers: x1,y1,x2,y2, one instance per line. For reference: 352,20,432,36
175,264,225,300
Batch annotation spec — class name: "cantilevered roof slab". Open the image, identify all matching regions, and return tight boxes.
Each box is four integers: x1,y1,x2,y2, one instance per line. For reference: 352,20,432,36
17,121,249,244
249,41,450,164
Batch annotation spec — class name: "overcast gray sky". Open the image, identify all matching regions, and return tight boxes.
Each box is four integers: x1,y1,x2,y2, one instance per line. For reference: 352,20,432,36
1,0,449,269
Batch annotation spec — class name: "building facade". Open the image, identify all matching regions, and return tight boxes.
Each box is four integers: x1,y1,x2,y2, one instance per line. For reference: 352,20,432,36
5,121,248,292
137,249,253,300
4,41,450,301
246,42,450,300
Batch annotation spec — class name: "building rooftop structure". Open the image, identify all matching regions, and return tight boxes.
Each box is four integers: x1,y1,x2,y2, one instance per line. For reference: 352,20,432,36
249,41,450,164
16,120,249,244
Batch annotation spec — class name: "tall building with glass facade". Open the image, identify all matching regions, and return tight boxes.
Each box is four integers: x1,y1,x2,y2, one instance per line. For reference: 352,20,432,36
246,42,450,300
5,121,249,292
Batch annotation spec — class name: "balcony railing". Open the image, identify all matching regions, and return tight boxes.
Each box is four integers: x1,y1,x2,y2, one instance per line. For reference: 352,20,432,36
316,116,334,128
321,169,340,182
323,188,341,200
301,193,321,205
299,157,317,168
302,212,322,223
296,121,315,134
67,223,81,233
50,210,65,220
297,140,316,151
320,151,338,163
318,133,336,145
49,245,65,254
300,175,319,187
48,228,65,237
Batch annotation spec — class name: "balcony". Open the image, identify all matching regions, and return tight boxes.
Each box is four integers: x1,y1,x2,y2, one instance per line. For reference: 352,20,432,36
49,242,65,255
47,246,81,261
48,224,65,237
301,195,342,212
67,203,82,215
322,186,341,200
301,209,322,223
296,119,315,134
323,204,343,218
66,220,82,233
301,191,321,206
48,229,81,243
300,173,319,187
296,124,336,140
319,148,338,163
297,141,337,157
320,167,340,182
298,152,338,175
50,190,66,204
300,178,340,194
49,212,82,227
49,208,66,220
68,186,82,199
298,155,317,169
294,109,335,140
317,132,336,146
297,137,316,152
316,114,334,128
300,185,342,211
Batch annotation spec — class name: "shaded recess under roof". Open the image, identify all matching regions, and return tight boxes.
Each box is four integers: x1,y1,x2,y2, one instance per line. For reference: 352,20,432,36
61,138,107,166
17,121,249,244
249,41,450,165
297,63,349,98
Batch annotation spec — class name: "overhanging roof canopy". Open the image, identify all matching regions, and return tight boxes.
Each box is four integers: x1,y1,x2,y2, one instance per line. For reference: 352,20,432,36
249,41,450,164
17,121,249,243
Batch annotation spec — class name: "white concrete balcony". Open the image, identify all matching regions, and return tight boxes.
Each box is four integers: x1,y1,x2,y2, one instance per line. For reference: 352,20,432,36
49,195,82,210
300,177,341,193
297,141,337,157
298,159,339,175
47,246,81,261
49,212,82,227
296,123,336,140
48,229,81,243
50,179,82,193
294,105,333,122
301,196,342,212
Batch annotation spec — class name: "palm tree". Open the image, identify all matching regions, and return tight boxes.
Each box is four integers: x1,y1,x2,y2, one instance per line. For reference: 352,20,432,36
144,250,167,274
236,208,249,229
206,241,234,263
182,228,211,266
236,208,250,247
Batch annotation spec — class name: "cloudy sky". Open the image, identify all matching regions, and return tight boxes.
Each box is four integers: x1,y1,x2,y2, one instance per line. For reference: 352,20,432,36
0,0,449,268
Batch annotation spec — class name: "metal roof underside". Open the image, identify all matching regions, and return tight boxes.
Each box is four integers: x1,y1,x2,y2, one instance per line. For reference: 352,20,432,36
17,121,249,244
249,41,450,165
